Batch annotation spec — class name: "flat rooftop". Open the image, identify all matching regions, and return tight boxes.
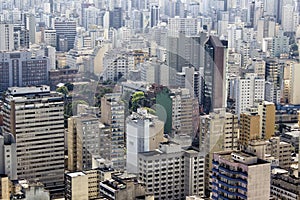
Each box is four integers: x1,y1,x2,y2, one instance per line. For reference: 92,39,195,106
67,172,86,177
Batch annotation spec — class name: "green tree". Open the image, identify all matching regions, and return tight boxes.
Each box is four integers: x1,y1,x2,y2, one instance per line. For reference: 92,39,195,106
56,86,69,96
64,83,74,91
131,92,145,111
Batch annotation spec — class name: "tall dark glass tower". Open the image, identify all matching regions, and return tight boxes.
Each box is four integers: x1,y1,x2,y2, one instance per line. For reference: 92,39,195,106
150,5,159,27
109,7,123,29
202,36,226,114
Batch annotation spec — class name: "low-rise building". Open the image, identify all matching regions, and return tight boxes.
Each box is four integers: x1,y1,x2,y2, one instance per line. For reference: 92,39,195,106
271,173,300,200
65,172,88,200
266,137,293,169
281,131,300,152
99,172,147,199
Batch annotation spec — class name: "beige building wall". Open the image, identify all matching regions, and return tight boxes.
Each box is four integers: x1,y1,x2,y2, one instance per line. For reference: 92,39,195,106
67,117,83,172
224,113,239,150
290,63,300,104
247,163,271,200
86,169,100,199
239,112,261,147
149,119,166,150
100,95,112,125
258,101,275,139
0,176,10,200
266,137,292,169
94,43,112,74
66,172,88,200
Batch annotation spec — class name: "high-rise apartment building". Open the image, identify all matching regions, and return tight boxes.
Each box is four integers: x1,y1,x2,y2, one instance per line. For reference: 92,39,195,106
68,114,102,172
167,16,198,37
43,29,57,47
202,36,226,113
0,51,49,92
265,58,281,103
138,142,205,199
258,101,275,139
2,86,65,195
54,19,76,51
126,108,165,174
176,66,201,100
235,73,265,116
239,110,261,148
290,63,300,104
271,172,300,200
109,7,123,29
224,112,239,150
65,168,103,200
150,5,159,27
252,58,266,79
199,109,239,195
101,93,125,170
170,88,198,136
0,133,17,181
211,151,271,200
0,23,14,51
103,54,129,82
282,4,296,32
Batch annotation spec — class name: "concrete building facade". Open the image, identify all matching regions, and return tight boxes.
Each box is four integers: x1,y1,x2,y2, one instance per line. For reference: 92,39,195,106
2,86,65,195
211,151,271,200
0,51,49,92
126,108,165,174
138,142,205,199
101,93,125,170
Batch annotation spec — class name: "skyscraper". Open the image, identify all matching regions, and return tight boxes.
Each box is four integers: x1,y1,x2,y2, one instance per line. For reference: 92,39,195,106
239,110,261,148
202,36,226,113
0,23,14,51
235,73,265,116
258,101,275,140
2,86,65,196
101,93,125,170
150,5,159,27
68,114,102,172
54,19,76,51
126,108,165,173
199,109,239,195
109,7,123,29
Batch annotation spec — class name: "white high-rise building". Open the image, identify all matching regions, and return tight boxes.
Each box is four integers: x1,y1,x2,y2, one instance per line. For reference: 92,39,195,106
44,29,57,47
282,4,296,32
290,63,300,104
167,16,198,37
126,108,165,173
235,73,265,116
138,142,205,199
0,133,17,181
0,23,14,51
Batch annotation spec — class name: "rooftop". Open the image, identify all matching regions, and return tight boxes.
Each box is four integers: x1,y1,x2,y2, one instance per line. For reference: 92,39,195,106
215,151,269,165
66,172,86,177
